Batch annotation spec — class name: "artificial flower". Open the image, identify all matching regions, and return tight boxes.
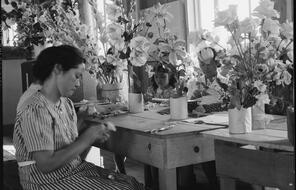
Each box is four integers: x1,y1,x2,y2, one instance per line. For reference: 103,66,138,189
147,2,173,26
196,0,293,109
214,5,238,27
262,18,281,37
280,21,293,40
252,0,280,19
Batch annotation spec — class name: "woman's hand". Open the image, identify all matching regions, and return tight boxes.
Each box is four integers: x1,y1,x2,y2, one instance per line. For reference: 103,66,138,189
80,124,109,145
79,121,116,145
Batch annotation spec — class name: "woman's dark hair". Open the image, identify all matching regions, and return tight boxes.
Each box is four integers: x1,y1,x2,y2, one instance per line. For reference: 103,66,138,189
33,45,85,83
151,64,177,91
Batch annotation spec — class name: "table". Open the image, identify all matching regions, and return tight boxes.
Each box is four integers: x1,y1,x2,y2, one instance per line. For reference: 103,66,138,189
202,117,295,190
89,109,228,190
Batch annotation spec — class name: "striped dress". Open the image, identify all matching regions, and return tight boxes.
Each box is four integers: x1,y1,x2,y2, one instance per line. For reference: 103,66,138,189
13,92,145,190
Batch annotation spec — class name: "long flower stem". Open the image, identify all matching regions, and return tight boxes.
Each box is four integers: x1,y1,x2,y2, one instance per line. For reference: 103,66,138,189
227,25,248,72
227,25,244,59
276,39,284,51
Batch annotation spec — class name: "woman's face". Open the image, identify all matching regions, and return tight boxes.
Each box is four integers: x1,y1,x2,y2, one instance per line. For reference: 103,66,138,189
57,63,84,97
154,72,169,89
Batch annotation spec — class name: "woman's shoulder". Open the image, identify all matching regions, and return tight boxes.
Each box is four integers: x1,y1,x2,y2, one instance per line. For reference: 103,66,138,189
17,92,48,115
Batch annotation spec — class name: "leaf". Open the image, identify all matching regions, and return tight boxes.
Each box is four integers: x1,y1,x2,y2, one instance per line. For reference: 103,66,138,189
10,2,18,9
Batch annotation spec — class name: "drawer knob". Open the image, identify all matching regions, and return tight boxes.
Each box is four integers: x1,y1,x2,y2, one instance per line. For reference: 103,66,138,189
147,143,151,151
194,146,200,153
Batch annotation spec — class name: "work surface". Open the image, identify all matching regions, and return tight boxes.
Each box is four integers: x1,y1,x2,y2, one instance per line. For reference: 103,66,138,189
89,108,228,190
88,108,293,190
202,115,294,152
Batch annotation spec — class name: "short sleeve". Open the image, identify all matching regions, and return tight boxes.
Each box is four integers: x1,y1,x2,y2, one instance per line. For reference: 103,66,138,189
22,105,54,152
64,98,77,124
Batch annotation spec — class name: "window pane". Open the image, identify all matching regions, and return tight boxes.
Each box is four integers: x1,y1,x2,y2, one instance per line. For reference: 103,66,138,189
200,0,215,30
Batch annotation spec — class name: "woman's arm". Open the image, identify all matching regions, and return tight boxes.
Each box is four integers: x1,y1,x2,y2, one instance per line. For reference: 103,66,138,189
32,124,110,173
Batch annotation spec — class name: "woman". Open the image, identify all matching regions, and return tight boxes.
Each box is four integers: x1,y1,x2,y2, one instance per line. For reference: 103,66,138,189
145,64,177,101
13,45,145,190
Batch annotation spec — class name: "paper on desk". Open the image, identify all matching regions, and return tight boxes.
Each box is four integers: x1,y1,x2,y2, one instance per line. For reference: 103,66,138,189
183,113,228,125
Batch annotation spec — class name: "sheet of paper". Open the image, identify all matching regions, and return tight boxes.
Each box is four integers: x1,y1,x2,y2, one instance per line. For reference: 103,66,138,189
183,112,228,124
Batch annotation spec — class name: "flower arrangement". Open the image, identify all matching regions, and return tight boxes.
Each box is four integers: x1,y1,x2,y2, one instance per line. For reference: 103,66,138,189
38,0,107,81
144,3,197,98
2,0,47,55
93,0,151,89
194,0,293,110
2,0,151,87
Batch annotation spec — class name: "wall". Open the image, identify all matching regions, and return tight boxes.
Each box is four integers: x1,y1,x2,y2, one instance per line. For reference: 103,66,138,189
273,0,293,22
2,59,24,125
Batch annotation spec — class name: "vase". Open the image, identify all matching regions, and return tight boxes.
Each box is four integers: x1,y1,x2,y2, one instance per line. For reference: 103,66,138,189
287,106,294,145
170,96,188,120
100,83,123,103
252,101,267,130
228,107,252,134
128,93,144,113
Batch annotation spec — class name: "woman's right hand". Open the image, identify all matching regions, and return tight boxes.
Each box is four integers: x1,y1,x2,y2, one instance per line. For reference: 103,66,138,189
79,123,110,145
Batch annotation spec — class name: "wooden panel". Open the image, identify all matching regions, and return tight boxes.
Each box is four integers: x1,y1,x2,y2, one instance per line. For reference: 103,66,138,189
165,135,214,168
274,0,288,23
2,59,24,125
158,168,177,190
96,127,166,168
220,177,236,190
215,140,295,190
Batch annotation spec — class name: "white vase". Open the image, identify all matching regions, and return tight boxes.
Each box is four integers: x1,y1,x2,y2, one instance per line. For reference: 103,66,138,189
228,107,252,134
128,93,144,113
252,101,267,130
170,96,188,120
101,83,123,103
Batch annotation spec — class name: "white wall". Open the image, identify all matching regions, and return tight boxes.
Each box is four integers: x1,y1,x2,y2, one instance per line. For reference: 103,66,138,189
2,59,24,125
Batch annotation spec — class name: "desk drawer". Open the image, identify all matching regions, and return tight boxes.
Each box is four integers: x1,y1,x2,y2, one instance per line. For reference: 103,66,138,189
165,135,215,168
99,128,167,169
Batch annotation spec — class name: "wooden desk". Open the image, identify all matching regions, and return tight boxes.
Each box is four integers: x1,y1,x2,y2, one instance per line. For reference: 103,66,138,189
202,118,295,190
90,109,227,190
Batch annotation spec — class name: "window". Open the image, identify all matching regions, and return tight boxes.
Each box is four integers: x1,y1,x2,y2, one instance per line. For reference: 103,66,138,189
2,24,17,46
186,0,260,54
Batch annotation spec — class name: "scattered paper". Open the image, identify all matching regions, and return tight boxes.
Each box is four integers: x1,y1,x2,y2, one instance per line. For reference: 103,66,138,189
183,112,228,125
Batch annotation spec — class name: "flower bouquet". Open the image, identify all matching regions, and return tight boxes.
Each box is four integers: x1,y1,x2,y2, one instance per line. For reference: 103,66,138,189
143,3,198,119
95,0,152,110
200,0,293,132
2,0,48,58
192,0,293,133
144,3,196,98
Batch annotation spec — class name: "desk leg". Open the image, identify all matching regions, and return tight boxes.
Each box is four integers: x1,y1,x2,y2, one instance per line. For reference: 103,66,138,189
158,168,177,190
220,177,235,190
